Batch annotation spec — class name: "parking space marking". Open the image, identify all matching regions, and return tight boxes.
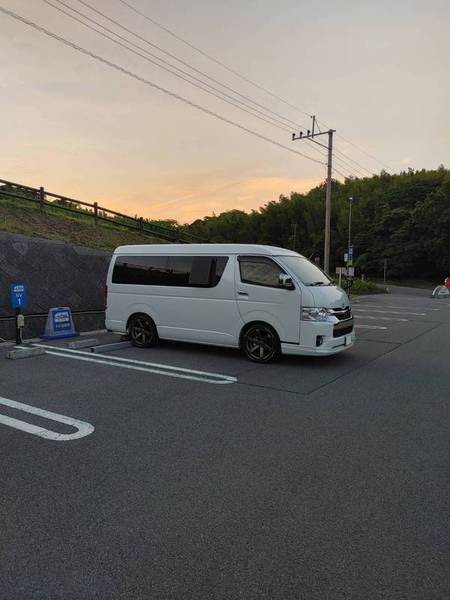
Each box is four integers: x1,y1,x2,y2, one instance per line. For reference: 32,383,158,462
36,345,236,384
355,324,388,330
352,308,426,316
353,303,440,311
0,396,94,441
354,315,408,322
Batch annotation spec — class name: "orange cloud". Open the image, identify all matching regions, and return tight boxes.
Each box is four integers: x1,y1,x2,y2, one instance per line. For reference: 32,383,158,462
101,175,322,223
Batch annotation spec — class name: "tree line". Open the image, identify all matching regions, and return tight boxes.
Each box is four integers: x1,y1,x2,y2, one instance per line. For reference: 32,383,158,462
186,167,450,280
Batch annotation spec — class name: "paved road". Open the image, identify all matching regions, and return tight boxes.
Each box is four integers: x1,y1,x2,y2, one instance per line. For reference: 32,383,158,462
1,286,449,599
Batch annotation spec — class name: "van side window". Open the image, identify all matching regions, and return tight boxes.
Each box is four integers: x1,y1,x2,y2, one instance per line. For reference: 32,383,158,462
239,256,285,288
112,256,168,286
167,256,192,286
112,256,228,287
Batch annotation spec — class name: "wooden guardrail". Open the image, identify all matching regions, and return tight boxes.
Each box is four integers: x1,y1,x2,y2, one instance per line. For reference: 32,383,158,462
0,178,205,244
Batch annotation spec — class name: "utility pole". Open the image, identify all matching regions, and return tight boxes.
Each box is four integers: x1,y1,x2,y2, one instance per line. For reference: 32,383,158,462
292,116,335,274
324,129,333,274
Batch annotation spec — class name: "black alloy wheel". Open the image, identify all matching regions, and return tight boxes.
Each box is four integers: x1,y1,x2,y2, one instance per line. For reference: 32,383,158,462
242,323,280,363
128,314,158,348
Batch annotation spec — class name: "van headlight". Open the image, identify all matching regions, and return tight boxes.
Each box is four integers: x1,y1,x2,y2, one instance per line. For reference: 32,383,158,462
301,307,335,322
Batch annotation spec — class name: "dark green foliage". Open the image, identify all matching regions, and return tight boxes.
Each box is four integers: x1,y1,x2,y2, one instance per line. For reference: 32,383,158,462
350,279,383,293
187,167,450,280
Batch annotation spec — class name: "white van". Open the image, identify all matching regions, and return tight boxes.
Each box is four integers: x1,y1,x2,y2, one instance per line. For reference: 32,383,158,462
105,244,355,362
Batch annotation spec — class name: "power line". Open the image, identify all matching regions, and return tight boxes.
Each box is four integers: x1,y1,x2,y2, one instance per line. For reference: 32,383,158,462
75,0,309,132
336,133,394,172
116,0,391,173
52,0,373,184
328,153,369,178
333,165,351,179
304,141,363,179
77,0,380,176
294,118,373,175
42,0,296,134
305,138,368,178
299,131,367,178
332,147,374,175
0,5,325,167
116,0,312,120
315,118,390,172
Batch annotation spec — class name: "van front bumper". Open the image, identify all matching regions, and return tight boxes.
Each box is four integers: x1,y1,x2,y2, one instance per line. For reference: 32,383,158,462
281,319,355,356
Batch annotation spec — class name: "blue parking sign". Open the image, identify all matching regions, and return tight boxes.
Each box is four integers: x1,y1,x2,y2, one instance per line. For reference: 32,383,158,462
10,284,27,309
347,246,354,266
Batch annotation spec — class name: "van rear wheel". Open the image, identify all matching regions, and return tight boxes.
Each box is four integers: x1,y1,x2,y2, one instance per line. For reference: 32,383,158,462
128,314,158,348
242,323,280,363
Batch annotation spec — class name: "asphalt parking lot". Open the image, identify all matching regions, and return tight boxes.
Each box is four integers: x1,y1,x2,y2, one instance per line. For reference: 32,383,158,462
1,285,449,599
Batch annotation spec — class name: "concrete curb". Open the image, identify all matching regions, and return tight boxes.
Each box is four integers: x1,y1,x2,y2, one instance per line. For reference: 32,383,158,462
91,341,132,353
68,338,99,350
6,347,46,360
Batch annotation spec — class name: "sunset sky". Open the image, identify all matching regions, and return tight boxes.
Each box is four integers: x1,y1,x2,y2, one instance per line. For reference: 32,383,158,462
0,0,449,223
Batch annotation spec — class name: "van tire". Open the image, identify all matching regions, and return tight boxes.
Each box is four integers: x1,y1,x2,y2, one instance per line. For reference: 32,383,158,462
241,322,280,363
128,314,158,348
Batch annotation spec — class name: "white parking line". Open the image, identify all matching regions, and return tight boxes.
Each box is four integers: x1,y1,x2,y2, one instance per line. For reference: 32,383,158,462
34,344,236,385
352,308,426,316
353,303,440,311
355,315,408,322
355,324,388,330
0,396,94,441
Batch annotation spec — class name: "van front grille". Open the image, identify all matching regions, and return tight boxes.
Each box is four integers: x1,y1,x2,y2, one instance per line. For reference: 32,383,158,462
330,306,352,321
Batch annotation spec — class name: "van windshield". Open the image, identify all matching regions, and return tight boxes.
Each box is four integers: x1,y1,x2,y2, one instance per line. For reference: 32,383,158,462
277,256,332,286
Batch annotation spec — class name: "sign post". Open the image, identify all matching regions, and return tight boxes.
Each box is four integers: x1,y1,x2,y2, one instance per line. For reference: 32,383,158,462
10,284,27,345
336,266,346,287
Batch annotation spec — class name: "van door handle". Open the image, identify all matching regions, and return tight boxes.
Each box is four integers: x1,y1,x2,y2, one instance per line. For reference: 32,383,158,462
237,291,248,296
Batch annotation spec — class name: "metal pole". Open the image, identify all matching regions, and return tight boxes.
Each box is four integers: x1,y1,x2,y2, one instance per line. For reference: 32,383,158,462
348,196,353,251
324,129,333,274
15,307,22,345
383,258,387,287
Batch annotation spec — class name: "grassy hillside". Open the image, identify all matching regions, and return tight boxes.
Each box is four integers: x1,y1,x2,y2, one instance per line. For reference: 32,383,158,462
0,194,164,250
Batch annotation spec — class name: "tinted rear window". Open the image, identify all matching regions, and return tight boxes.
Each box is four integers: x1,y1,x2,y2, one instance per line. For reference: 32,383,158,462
112,255,228,287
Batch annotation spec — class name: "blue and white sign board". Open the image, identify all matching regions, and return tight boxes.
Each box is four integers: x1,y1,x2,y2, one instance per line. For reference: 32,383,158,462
10,283,27,309
41,307,80,340
347,246,354,266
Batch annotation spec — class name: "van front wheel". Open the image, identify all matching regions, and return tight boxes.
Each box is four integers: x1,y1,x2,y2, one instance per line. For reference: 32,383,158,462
128,314,158,348
242,323,280,363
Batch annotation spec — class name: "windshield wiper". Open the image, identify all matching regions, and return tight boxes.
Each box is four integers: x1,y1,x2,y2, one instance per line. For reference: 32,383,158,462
308,281,327,286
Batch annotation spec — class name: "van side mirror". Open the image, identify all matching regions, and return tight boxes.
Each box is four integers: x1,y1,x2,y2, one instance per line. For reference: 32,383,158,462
279,274,295,290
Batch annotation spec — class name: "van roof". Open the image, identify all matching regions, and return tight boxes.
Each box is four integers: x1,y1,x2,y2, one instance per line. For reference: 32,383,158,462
113,244,303,257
